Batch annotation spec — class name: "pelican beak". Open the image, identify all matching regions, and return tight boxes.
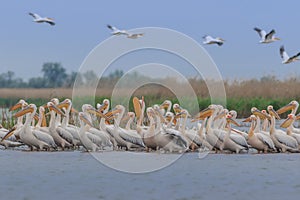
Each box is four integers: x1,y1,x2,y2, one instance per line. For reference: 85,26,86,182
214,111,226,121
79,114,93,127
9,102,23,111
48,104,66,117
98,103,108,113
275,37,280,41
227,118,241,127
0,126,16,142
121,115,130,122
194,107,213,121
33,113,39,121
57,101,70,109
14,105,34,118
276,103,295,114
71,107,78,114
280,117,293,128
269,108,281,120
242,116,251,122
296,113,300,120
133,97,142,119
252,108,270,120
87,107,109,120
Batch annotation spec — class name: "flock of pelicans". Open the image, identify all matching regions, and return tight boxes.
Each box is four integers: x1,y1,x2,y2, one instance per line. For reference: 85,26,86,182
1,98,300,154
28,12,300,64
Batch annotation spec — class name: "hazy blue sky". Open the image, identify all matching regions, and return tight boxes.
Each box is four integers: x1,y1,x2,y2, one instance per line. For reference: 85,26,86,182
1,0,300,80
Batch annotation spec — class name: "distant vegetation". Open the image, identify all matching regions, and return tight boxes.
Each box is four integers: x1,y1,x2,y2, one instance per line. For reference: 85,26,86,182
1,62,300,117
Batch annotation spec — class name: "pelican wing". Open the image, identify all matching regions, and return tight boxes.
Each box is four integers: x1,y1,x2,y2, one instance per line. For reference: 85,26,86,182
29,12,41,19
265,29,275,40
203,35,214,42
256,133,275,149
163,128,188,148
230,133,249,148
45,19,55,26
107,24,118,31
86,133,102,146
254,27,266,39
289,52,300,60
275,132,298,149
280,46,289,61
32,129,56,147
119,129,145,147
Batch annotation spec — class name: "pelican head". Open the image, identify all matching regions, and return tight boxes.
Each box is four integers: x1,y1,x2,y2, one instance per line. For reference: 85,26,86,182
9,99,27,111
79,112,93,127
226,114,241,127
251,107,269,119
47,102,66,117
277,100,299,114
216,37,225,42
280,114,295,128
267,105,280,120
13,104,36,118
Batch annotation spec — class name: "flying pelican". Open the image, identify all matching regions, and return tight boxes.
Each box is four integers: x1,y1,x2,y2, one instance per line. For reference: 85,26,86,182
203,35,225,46
253,27,280,43
29,12,55,26
280,46,300,64
107,24,128,35
127,33,144,39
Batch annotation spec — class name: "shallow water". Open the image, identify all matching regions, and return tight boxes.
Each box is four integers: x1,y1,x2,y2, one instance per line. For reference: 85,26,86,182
1,151,300,200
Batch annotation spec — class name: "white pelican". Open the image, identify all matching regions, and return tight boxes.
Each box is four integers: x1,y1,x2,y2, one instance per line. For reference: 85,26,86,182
46,102,72,150
267,105,299,152
11,104,50,150
277,100,300,134
253,27,280,43
82,104,112,149
136,107,158,151
107,24,128,35
247,115,275,153
203,35,225,46
29,12,55,26
105,105,145,150
280,46,300,64
127,33,144,39
154,111,188,153
221,114,247,153
280,114,300,148
77,112,101,152
195,105,223,152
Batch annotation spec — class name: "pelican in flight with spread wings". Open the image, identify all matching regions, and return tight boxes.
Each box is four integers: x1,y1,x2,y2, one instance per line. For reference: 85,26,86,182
107,24,144,39
29,12,55,26
107,24,128,35
280,46,300,64
253,27,280,43
203,35,225,46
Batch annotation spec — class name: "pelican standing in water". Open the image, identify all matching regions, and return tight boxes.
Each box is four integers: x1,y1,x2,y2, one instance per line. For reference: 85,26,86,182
29,12,55,26
280,46,300,64
253,27,280,43
203,35,225,46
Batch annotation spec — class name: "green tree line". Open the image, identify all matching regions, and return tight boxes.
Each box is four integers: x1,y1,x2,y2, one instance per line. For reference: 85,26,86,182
0,62,124,88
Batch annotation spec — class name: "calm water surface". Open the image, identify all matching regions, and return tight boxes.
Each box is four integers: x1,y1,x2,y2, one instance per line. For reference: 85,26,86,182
1,150,300,200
